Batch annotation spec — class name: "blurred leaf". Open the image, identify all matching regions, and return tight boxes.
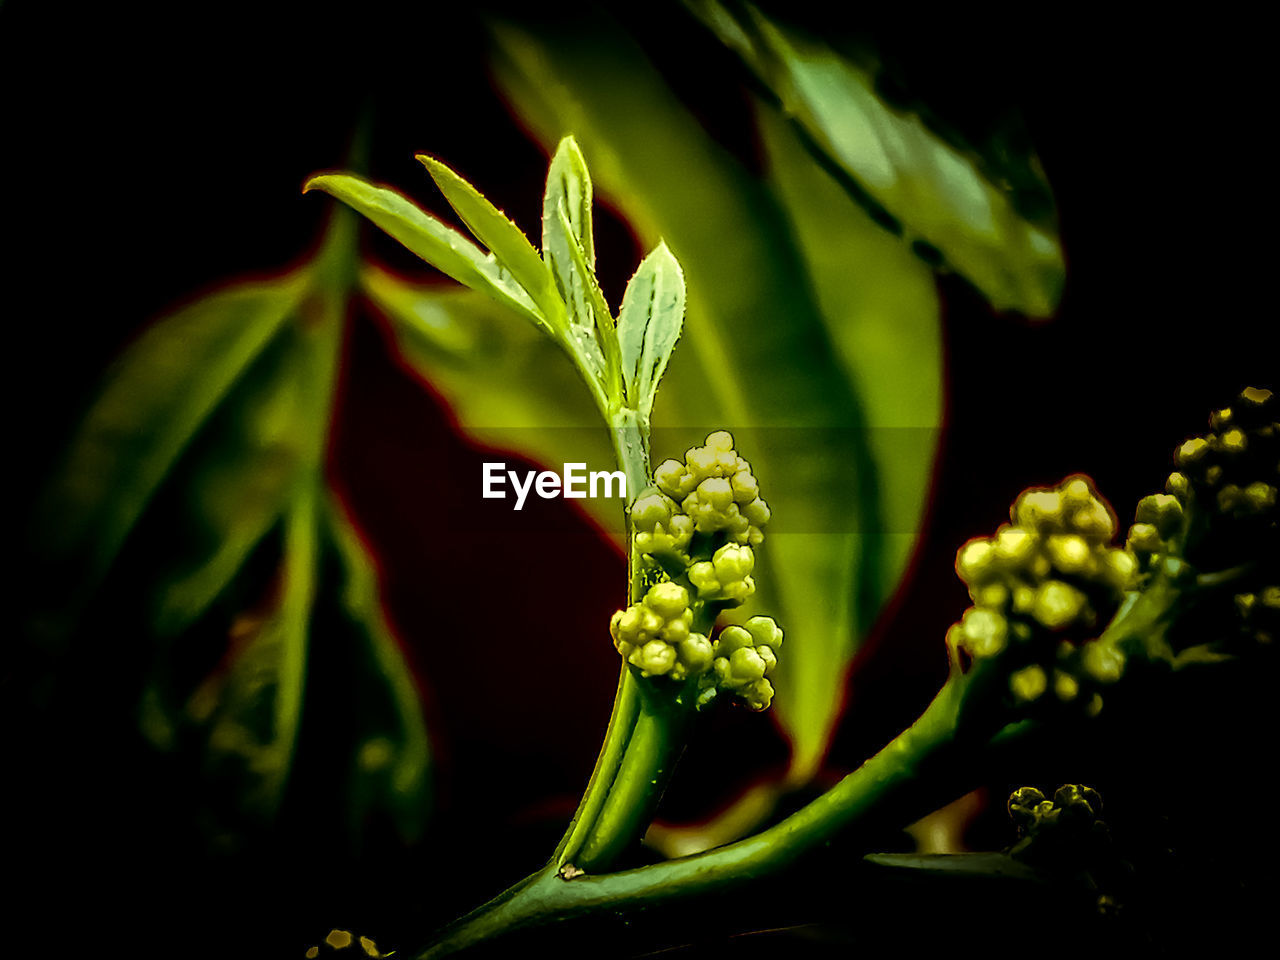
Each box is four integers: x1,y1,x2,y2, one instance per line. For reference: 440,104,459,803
361,264,622,533
31,273,307,634
617,241,686,418
864,852,1046,883
304,173,547,333
185,478,319,817
758,105,942,614
37,200,432,841
323,494,432,844
687,0,1064,317
149,281,343,638
489,15,887,779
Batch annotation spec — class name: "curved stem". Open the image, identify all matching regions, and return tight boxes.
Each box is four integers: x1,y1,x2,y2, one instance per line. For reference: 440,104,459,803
573,679,695,871
554,404,693,873
418,675,991,957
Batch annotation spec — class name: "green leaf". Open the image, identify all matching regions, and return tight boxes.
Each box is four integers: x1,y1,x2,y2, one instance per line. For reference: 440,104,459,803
31,273,306,636
543,136,596,271
417,153,567,334
540,137,615,397
557,200,622,401
304,173,547,332
617,241,686,418
688,0,1065,317
489,15,887,778
758,104,942,619
323,494,432,844
361,264,622,534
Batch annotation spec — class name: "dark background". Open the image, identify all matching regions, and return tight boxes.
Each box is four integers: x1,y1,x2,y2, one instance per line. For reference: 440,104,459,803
5,3,1277,957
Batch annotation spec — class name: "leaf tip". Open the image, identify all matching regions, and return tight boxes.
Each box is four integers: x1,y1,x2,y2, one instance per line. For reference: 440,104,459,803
415,153,449,181
302,173,341,197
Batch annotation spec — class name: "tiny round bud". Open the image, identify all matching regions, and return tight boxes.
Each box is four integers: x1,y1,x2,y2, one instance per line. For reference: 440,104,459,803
698,477,734,511
1083,639,1125,682
961,607,1008,657
1032,580,1088,630
646,581,690,619
1010,664,1047,702
745,616,784,649
731,470,760,503
705,430,735,452
728,645,767,682
715,625,754,656
1175,437,1210,468
742,498,771,527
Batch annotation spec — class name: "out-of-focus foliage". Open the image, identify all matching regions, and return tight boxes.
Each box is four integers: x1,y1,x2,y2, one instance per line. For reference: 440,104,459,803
687,0,1064,317
363,268,619,510
29,210,431,844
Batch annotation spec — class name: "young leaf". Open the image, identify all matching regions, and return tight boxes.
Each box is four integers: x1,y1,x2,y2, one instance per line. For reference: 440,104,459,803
687,0,1065,317
538,138,612,394
417,154,566,332
543,135,596,272
304,173,546,332
617,241,685,417
557,200,621,402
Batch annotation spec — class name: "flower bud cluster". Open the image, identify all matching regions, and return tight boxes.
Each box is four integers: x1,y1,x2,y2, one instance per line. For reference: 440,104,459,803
650,431,771,548
710,616,783,711
1132,387,1278,567
615,432,784,710
610,581,713,681
1007,784,1111,869
948,475,1137,714
1008,784,1103,837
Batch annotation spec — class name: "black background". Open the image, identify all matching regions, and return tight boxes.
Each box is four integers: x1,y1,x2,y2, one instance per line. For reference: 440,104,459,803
5,3,1277,957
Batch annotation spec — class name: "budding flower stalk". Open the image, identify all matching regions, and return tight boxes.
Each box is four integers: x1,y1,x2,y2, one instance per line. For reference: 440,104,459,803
613,431,782,710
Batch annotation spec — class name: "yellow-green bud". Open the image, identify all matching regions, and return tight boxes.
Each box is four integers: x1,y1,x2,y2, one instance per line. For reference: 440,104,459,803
744,615,784,649
1013,489,1065,533
1083,639,1126,683
1126,522,1163,555
1046,534,1095,576
632,490,676,531
1010,664,1047,702
731,470,760,503
655,459,697,500
1135,493,1184,539
960,607,1008,658
645,581,690,619
1032,580,1089,630
1175,437,1210,468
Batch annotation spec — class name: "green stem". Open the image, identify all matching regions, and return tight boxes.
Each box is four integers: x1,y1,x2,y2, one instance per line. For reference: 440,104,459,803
554,405,694,873
419,675,983,957
573,679,696,871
